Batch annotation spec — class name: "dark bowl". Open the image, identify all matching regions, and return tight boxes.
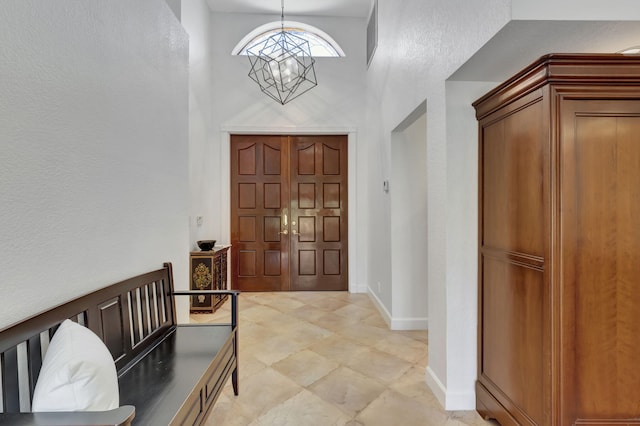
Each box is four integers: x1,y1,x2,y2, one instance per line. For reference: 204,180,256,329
197,240,216,251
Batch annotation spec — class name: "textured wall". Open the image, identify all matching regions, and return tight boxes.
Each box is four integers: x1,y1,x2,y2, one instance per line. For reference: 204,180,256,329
0,0,190,328
181,0,217,250
391,111,428,329
444,80,501,408
364,0,512,409
512,0,640,20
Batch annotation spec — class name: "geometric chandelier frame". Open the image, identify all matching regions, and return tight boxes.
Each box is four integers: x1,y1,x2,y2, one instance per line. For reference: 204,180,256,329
246,1,318,104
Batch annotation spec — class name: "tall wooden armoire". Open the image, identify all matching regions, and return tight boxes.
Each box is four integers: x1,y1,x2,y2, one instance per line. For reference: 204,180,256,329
475,54,640,426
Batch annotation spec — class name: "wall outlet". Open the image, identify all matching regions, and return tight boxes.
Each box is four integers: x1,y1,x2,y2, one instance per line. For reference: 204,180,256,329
196,216,203,226
377,281,381,292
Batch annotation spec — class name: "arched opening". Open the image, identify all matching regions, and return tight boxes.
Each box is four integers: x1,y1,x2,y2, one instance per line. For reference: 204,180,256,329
232,21,345,57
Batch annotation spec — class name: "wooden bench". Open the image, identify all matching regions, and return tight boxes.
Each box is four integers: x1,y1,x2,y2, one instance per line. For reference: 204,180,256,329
0,262,239,425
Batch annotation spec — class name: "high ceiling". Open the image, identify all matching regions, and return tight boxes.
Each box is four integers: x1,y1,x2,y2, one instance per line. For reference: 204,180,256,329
450,20,640,82
205,0,374,18
204,1,640,84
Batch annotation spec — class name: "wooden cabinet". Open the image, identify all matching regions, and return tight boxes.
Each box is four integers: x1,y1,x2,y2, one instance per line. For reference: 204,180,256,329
190,246,229,313
475,54,640,426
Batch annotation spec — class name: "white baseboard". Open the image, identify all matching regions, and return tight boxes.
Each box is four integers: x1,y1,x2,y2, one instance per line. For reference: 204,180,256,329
366,289,473,410
366,286,392,327
390,316,428,330
367,287,428,330
426,366,476,410
426,366,447,409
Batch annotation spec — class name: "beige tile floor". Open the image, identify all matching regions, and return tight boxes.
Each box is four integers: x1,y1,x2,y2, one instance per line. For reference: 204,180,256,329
190,291,498,426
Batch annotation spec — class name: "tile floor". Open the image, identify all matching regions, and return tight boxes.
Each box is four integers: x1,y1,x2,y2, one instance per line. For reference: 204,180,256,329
190,291,497,426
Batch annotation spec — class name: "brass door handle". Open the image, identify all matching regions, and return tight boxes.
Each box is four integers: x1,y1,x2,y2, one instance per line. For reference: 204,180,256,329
279,229,289,235
292,229,299,235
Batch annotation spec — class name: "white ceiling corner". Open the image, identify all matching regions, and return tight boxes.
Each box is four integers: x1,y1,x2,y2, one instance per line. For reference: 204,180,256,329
205,0,374,18
449,20,640,82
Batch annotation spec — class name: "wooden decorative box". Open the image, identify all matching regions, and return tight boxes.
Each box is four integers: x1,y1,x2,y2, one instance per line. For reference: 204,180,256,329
189,246,229,313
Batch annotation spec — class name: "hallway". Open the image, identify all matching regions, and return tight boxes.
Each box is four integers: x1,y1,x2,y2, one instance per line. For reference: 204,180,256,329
192,292,496,425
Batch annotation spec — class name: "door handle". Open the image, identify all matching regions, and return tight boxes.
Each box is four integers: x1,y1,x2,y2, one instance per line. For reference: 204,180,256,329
283,214,288,227
292,229,299,236
279,229,289,235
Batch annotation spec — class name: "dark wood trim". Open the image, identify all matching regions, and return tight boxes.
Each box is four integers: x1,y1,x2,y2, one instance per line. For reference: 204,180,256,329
476,381,522,426
474,54,640,120
480,247,545,271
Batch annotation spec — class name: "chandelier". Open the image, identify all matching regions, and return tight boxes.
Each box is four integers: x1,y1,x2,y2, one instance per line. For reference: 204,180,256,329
246,0,318,105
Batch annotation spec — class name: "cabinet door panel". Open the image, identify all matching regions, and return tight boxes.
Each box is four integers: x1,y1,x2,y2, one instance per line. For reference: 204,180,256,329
482,100,544,256
560,99,640,423
481,257,544,425
478,89,550,426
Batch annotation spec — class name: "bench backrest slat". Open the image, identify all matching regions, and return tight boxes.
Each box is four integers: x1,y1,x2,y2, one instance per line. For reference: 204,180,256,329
26,335,42,399
2,348,20,412
129,288,142,346
138,284,150,340
148,283,158,331
0,263,177,413
154,280,166,326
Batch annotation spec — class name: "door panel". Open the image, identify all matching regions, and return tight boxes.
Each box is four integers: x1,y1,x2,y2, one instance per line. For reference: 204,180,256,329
231,134,348,291
290,136,348,291
231,135,289,291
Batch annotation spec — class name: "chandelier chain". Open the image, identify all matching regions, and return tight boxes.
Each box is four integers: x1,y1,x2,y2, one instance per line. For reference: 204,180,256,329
281,0,284,30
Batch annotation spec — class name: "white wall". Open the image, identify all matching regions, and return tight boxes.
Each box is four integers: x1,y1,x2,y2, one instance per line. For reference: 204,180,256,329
0,0,190,328
512,0,640,20
444,80,498,407
390,109,428,330
364,0,512,409
181,0,217,251
203,12,369,293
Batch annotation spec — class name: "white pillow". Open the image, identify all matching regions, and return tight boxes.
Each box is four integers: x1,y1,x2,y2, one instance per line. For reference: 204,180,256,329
32,319,119,412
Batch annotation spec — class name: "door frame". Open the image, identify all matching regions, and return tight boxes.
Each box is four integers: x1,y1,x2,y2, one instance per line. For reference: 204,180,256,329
219,127,361,293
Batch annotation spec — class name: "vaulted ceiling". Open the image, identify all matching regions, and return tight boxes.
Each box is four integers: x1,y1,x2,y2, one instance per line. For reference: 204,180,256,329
204,1,640,84
205,0,373,18
451,20,640,82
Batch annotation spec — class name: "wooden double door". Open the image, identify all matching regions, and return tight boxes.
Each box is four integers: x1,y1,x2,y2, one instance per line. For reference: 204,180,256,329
230,135,348,292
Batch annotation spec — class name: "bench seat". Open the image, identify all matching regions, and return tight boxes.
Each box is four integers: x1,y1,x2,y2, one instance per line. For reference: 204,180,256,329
0,407,136,425
119,325,236,425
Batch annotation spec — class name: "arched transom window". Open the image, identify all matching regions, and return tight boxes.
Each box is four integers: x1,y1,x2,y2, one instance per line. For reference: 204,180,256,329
232,21,345,57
